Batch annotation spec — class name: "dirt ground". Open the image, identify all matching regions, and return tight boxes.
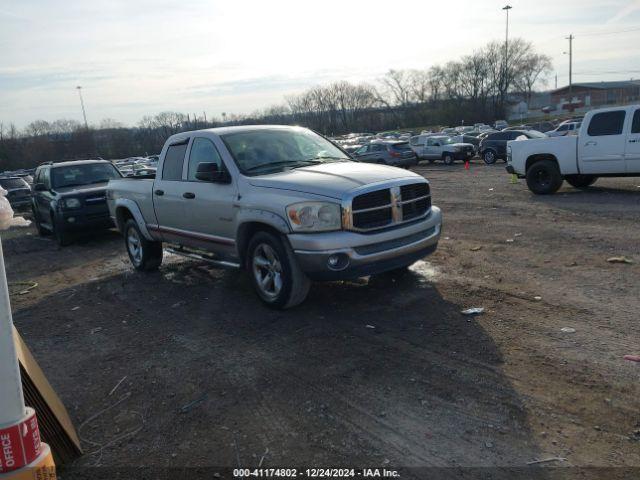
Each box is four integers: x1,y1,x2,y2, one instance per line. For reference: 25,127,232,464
3,162,640,476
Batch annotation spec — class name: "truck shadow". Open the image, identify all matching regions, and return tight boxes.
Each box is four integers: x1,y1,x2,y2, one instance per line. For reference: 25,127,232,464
12,259,548,473
530,183,640,210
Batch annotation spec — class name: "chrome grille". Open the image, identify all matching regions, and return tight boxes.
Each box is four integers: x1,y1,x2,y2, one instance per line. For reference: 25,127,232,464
349,181,431,232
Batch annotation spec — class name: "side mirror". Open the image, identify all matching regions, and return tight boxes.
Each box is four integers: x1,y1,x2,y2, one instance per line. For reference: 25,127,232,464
34,183,46,191
195,162,229,183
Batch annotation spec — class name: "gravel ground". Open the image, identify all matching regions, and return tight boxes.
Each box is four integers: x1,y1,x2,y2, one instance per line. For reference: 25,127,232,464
3,161,639,477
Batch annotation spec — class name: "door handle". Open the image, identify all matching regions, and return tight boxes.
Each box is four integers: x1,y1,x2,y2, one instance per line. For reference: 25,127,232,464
183,192,196,199
585,141,597,146
154,189,164,196
629,139,638,143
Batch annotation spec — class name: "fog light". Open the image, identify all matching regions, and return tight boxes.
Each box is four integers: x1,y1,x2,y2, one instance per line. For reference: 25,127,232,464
327,253,349,271
67,217,76,223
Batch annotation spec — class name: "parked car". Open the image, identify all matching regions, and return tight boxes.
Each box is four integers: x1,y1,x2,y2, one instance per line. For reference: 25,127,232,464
31,160,121,245
0,177,32,212
479,130,547,164
507,104,640,194
545,122,581,137
352,141,418,167
410,135,475,165
107,126,442,308
527,121,556,133
494,120,509,130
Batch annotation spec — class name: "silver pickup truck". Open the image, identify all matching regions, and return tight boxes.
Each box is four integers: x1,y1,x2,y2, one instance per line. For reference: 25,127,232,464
106,125,442,308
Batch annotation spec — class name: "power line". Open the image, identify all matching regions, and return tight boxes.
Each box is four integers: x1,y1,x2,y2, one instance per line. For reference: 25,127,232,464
575,26,640,37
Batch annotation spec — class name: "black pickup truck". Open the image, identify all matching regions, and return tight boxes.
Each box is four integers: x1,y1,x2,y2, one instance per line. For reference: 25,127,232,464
32,160,121,245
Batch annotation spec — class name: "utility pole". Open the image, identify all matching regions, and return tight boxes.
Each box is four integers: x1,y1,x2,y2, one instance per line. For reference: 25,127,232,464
566,34,574,98
555,74,558,89
76,86,89,129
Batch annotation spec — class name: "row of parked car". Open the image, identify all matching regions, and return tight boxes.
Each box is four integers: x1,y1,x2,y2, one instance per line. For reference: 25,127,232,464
329,117,584,168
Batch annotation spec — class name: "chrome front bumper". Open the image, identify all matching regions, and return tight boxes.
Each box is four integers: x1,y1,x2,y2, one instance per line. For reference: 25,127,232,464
289,206,442,280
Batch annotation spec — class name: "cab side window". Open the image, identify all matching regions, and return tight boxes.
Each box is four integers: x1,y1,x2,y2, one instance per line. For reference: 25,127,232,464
632,109,640,134
162,142,189,181
587,111,626,136
188,138,224,181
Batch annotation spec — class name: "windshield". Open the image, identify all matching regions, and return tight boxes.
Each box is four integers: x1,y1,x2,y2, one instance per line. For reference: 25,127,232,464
222,128,350,175
51,163,121,188
0,178,27,189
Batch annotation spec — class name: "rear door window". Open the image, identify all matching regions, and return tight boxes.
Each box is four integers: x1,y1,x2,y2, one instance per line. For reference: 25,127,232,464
587,111,626,136
162,142,189,181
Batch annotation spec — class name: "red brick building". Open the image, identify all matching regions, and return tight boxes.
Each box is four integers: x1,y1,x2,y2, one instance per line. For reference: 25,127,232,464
550,81,640,111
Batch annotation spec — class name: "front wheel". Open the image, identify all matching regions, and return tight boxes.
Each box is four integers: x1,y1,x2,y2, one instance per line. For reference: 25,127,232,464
247,231,310,309
32,207,49,236
124,219,163,271
526,160,564,195
443,154,455,165
51,215,72,246
565,175,597,189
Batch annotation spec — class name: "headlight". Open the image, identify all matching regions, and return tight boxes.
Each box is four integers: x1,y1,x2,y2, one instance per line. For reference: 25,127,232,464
286,202,341,232
63,198,81,209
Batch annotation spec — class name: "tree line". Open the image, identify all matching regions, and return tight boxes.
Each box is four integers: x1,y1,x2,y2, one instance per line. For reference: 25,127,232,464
0,38,551,171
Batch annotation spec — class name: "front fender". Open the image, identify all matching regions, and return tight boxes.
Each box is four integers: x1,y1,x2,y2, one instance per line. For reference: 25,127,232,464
235,208,290,234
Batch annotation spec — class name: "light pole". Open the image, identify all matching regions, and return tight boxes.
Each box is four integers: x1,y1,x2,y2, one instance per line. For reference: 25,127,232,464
501,5,512,115
76,86,89,129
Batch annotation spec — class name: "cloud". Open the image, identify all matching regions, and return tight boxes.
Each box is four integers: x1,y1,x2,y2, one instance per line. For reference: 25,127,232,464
607,0,640,23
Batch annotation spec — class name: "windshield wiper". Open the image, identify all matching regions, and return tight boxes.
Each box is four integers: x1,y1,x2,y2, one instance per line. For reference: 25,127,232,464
245,159,320,172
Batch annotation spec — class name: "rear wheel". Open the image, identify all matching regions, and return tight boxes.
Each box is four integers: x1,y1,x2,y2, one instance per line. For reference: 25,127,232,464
247,231,310,309
565,175,597,189
124,219,163,271
483,150,497,165
526,160,564,195
443,154,455,165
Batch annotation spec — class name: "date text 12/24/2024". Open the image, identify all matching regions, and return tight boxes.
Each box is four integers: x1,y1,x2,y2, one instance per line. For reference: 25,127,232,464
233,468,400,478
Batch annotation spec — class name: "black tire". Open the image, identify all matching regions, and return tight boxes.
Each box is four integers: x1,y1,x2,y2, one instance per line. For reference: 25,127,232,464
443,154,455,166
124,219,163,271
247,231,310,309
483,150,497,165
32,207,49,236
565,175,597,189
526,160,564,195
51,213,72,246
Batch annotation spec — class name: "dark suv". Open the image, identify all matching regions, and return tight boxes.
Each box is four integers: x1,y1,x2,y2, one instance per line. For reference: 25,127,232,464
32,160,121,245
479,130,546,165
0,177,32,212
352,141,418,168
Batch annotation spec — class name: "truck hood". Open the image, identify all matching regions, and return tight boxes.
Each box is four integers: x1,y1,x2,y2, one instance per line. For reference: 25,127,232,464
247,161,421,199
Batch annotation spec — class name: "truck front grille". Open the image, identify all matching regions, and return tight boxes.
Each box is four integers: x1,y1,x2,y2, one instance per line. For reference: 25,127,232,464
350,182,431,232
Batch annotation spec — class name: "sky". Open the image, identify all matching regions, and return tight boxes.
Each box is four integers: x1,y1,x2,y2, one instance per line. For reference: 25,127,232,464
1,0,640,128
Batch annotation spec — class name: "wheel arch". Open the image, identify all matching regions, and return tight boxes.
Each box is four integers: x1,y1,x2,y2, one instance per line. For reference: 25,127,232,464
113,199,154,240
526,154,559,173
236,210,290,268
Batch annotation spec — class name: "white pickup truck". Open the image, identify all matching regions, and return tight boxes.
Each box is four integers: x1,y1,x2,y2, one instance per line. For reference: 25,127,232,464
507,104,640,194
106,126,442,308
